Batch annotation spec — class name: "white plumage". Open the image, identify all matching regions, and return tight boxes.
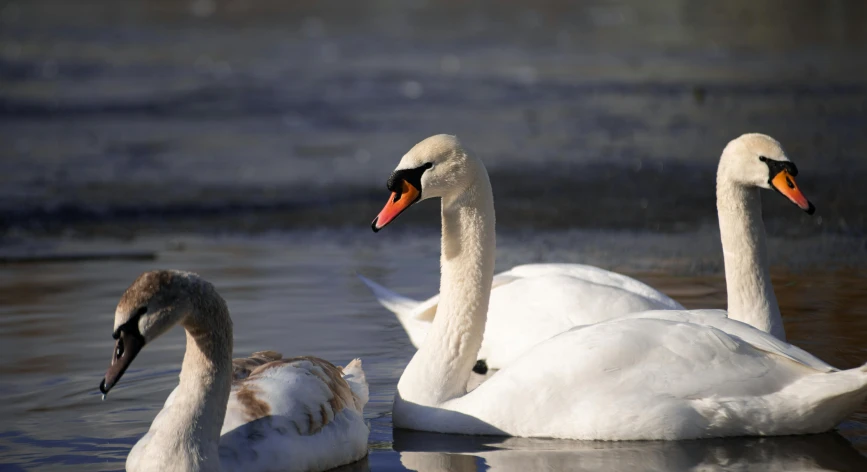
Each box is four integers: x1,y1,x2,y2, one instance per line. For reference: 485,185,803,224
399,312,867,440
360,263,682,370
372,134,867,441
363,134,817,372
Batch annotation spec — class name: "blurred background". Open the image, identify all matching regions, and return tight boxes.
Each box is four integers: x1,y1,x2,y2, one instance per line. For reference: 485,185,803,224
2,1,867,471
2,0,867,235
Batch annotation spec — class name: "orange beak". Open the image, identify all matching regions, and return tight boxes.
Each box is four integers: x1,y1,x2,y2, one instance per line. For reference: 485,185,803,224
771,170,815,214
371,180,421,232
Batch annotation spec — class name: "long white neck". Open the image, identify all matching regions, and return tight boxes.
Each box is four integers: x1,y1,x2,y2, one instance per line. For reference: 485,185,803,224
147,284,234,471
396,163,496,406
716,169,785,340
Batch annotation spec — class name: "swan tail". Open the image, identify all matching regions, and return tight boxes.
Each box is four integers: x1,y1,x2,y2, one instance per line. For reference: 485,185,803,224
696,366,867,437
342,358,369,411
784,366,867,434
357,274,434,348
357,274,422,319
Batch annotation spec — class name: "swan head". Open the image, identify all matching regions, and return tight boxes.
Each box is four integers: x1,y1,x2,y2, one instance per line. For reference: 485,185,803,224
720,133,815,214
99,270,208,395
372,134,479,231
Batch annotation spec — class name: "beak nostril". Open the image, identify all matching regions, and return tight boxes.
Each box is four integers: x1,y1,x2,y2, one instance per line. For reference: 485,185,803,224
786,177,795,189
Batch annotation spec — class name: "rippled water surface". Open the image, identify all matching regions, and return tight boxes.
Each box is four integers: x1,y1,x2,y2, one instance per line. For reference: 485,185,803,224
1,231,867,471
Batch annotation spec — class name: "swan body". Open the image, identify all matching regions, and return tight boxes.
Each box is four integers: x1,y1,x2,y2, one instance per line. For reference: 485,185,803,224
360,263,683,369
396,312,867,440
371,134,865,440
99,271,369,472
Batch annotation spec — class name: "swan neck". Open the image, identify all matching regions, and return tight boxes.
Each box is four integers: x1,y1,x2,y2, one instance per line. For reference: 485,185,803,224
397,167,495,406
717,176,784,340
148,285,233,470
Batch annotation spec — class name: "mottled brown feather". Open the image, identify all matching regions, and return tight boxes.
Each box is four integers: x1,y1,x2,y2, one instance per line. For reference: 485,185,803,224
320,404,329,427
116,271,175,315
232,350,283,381
235,383,271,422
232,355,358,435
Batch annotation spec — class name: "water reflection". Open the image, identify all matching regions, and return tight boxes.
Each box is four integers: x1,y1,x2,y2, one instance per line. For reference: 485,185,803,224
394,430,867,472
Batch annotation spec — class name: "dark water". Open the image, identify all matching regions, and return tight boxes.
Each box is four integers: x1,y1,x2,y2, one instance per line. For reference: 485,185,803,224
2,0,867,236
2,0,867,470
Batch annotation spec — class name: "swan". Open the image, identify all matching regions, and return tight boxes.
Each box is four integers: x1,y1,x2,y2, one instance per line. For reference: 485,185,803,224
715,133,814,340
362,133,815,371
370,134,867,440
98,270,369,472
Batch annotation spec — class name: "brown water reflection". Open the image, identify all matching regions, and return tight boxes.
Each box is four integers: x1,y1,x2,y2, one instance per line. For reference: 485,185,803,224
645,268,867,368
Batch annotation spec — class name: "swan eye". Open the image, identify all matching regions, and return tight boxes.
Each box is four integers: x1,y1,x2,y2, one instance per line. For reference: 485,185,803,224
423,162,433,169
759,156,767,162
134,306,147,317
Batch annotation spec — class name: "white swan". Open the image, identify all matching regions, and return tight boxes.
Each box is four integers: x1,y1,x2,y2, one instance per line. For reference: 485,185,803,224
371,134,867,440
363,133,815,370
715,133,814,340
98,270,369,472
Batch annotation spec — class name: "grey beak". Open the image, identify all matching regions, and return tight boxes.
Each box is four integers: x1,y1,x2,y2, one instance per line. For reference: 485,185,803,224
99,329,145,396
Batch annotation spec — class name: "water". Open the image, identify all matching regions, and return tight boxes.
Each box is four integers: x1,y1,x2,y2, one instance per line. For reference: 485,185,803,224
2,231,867,471
2,1,867,236
3,0,867,470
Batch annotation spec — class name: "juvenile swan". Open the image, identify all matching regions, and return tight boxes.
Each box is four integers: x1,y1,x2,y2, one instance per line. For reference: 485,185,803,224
370,134,867,440
98,270,369,472
362,133,814,372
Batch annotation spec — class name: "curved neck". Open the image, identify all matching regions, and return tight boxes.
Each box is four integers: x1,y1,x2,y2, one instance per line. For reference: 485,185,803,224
397,168,496,406
716,176,785,340
150,285,234,470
